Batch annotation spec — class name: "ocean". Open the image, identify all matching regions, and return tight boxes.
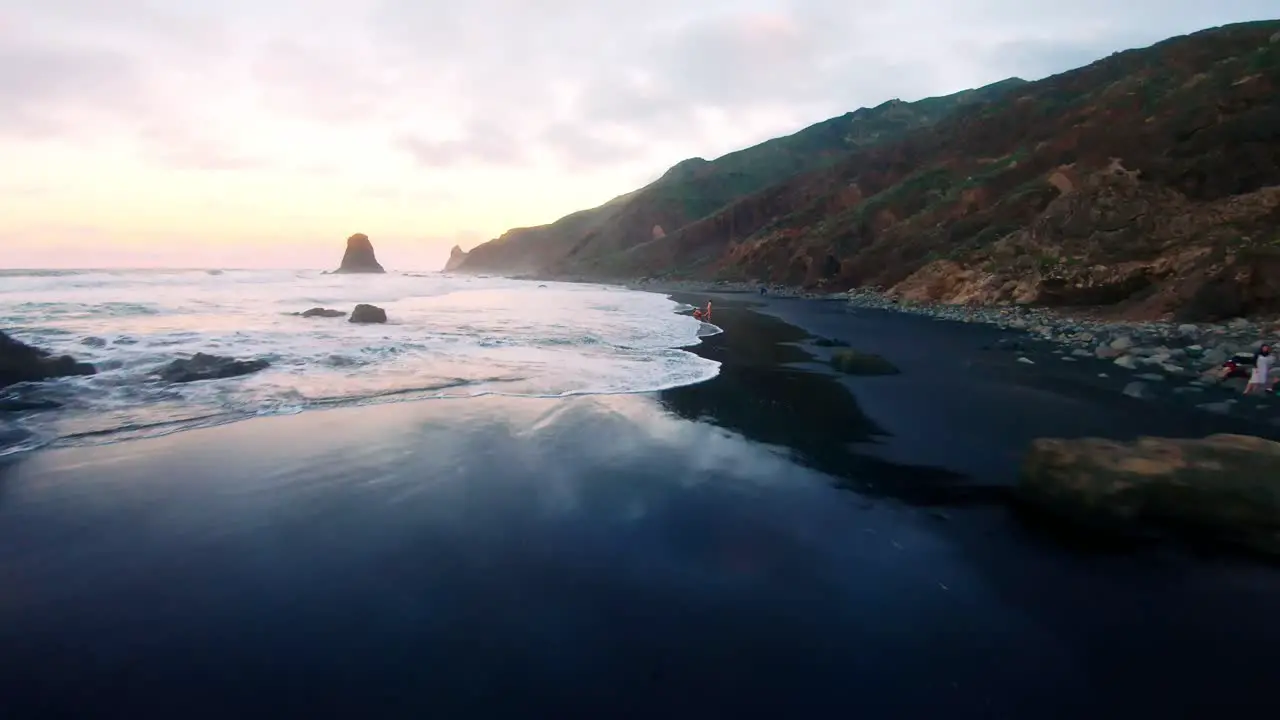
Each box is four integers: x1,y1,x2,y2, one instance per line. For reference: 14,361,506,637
0,269,721,453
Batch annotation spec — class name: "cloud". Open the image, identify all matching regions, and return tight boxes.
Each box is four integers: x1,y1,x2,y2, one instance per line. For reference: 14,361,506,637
398,117,530,167
3,0,1279,268
0,39,146,138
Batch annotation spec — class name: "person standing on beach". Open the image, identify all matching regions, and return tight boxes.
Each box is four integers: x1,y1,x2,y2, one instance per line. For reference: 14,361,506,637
1245,344,1274,394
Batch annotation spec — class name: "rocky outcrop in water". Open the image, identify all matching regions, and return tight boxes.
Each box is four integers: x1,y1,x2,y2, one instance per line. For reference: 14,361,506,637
333,233,385,274
1019,433,1280,555
349,304,387,323
1,330,96,389
159,353,270,383
443,245,468,272
298,308,346,318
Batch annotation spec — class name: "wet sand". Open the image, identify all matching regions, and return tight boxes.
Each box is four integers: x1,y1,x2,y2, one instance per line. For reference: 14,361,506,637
0,296,1277,718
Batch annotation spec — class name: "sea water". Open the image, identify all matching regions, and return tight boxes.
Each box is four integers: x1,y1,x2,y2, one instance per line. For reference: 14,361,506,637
0,269,720,451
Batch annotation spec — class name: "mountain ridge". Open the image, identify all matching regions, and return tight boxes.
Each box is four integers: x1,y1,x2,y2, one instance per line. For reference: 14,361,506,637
448,21,1280,321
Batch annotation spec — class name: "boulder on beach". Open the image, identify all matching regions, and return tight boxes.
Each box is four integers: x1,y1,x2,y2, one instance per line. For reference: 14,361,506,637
299,307,346,318
333,233,385,274
159,353,269,384
1,330,96,389
829,349,900,376
349,304,388,324
1018,434,1280,555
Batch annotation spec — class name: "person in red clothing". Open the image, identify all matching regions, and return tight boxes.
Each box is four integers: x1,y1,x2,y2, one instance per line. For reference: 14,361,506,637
692,301,712,321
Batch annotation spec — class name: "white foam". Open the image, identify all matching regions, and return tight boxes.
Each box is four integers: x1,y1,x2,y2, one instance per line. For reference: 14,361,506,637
0,272,722,447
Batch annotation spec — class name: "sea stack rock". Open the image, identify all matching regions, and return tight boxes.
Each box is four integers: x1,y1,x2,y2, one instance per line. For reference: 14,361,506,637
443,245,468,272
333,233,385,274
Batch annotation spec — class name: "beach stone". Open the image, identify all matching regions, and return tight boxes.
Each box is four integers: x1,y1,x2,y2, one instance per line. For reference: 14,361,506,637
1198,401,1235,415
1178,324,1199,336
349,304,388,324
158,353,269,384
1135,373,1165,382
1071,349,1093,358
1173,386,1205,394
1201,348,1230,366
1,330,96,389
1096,345,1123,359
1018,434,1280,556
81,336,107,348
1110,336,1135,351
1017,357,1035,365
1114,355,1139,370
300,307,346,318
1123,381,1153,399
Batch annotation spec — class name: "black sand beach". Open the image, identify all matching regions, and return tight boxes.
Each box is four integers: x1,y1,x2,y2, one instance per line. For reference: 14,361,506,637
2,296,1279,718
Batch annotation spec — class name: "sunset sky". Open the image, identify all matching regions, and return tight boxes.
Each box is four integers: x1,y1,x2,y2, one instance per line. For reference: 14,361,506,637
2,0,1274,270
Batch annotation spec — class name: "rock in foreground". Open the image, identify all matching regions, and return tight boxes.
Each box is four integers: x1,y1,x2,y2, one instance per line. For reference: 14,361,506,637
1,330,96,389
333,233,385,274
349,304,388,323
159,353,270,384
1019,434,1280,555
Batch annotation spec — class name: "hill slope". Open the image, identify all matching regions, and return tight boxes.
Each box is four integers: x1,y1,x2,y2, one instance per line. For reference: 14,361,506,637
452,21,1280,321
451,78,1027,275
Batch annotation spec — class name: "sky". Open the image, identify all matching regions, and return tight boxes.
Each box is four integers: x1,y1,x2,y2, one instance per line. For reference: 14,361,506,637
1,1,1274,270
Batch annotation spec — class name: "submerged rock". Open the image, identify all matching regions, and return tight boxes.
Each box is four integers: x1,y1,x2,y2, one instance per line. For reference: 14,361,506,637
1019,434,1280,555
1,330,96,389
829,349,900,376
333,233,385,274
159,353,270,384
349,304,388,324
299,307,346,318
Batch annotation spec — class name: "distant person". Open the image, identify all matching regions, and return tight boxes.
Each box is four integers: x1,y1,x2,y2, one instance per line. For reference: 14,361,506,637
692,301,712,321
759,286,767,296
1245,344,1274,394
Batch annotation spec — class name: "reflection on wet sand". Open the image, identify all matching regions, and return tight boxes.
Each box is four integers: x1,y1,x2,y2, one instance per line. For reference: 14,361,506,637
660,296,1006,506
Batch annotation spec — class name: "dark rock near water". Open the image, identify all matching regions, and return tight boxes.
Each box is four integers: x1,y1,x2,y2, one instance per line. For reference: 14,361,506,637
299,308,346,318
349,304,388,324
333,233,385,274
829,349,900,376
1,330,96,389
159,353,270,384
812,336,849,348
1019,434,1280,556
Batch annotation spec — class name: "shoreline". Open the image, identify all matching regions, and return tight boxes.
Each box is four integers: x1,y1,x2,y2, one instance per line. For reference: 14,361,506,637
4,284,1280,716
606,276,1280,429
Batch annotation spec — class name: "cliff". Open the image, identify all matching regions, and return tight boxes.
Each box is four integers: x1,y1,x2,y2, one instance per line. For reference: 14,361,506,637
450,21,1280,321
442,245,469,272
450,78,1027,275
333,233,385,274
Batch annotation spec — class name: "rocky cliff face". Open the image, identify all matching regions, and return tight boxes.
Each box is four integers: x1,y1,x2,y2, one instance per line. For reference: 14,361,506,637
451,78,1026,277
450,21,1280,321
442,245,469,272
333,233,385,274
